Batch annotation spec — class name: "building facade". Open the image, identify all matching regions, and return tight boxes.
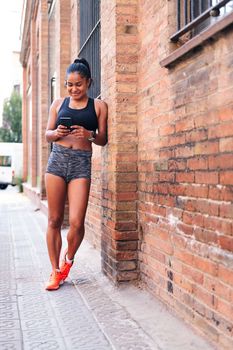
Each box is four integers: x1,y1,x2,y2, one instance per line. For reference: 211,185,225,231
20,1,233,348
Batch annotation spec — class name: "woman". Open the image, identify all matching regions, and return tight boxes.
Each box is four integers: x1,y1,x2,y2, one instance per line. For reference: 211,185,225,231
45,58,108,290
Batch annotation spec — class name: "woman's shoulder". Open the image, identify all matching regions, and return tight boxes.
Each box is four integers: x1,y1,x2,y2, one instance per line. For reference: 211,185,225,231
93,98,108,119
51,97,67,111
93,98,108,110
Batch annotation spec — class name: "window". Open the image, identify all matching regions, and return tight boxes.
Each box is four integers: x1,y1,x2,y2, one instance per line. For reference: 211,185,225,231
78,0,101,98
171,0,233,43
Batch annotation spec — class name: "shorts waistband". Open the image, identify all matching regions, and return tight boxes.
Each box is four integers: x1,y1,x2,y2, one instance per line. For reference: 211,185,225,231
52,143,92,156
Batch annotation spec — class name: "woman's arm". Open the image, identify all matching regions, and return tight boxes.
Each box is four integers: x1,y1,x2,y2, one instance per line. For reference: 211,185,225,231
92,99,108,146
45,98,70,143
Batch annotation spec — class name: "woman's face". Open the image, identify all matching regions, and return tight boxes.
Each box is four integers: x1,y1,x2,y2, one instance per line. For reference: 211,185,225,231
66,72,90,100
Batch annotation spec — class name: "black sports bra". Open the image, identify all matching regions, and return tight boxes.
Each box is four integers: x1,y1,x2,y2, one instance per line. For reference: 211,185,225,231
56,97,98,131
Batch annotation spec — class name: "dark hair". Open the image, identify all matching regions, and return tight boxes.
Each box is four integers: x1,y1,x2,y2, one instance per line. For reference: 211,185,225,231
66,58,92,87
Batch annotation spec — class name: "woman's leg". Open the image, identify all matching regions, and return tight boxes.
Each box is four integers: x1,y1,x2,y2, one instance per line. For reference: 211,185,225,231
66,178,91,260
45,173,67,270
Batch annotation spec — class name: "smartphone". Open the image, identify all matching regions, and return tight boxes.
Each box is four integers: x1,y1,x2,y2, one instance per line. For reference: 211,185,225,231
59,116,72,130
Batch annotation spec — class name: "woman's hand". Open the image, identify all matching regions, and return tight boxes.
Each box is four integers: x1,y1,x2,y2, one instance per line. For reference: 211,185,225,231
56,125,70,138
70,125,92,139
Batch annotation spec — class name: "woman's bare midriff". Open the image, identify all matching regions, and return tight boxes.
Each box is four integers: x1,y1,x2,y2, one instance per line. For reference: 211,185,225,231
55,133,92,151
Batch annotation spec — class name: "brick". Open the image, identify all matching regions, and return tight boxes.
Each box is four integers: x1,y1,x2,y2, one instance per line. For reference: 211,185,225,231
168,159,186,171
203,216,232,235
142,244,166,264
193,256,218,276
116,192,138,201
117,271,139,282
218,107,233,122
182,264,204,285
217,299,233,322
183,211,204,227
185,129,208,143
195,171,218,184
186,184,208,198
195,141,219,155
208,154,233,169
117,182,137,192
116,5,137,15
208,122,233,139
175,145,194,158
115,221,137,231
115,211,137,221
176,172,195,183
218,265,233,287
146,236,173,255
174,273,193,293
193,285,217,308
218,235,233,252
195,198,219,216
219,137,233,152
159,124,175,136
115,251,138,261
116,201,137,211
187,157,208,170
174,249,193,265
168,134,186,147
220,171,233,185
205,277,232,303
177,222,194,236
220,203,233,219
116,260,137,271
159,171,175,182
113,240,138,251
175,118,194,133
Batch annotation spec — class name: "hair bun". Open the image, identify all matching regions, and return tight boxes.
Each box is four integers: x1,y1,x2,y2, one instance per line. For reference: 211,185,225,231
74,57,88,68
73,58,82,64
73,57,91,76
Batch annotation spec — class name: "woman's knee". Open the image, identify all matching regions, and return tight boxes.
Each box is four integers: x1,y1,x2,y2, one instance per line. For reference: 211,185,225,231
69,219,84,233
48,216,63,229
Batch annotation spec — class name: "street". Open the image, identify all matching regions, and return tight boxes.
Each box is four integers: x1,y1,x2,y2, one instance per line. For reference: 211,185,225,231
0,189,216,350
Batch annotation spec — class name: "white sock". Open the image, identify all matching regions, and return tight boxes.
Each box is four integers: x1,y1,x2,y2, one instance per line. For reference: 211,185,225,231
66,255,74,265
55,268,61,272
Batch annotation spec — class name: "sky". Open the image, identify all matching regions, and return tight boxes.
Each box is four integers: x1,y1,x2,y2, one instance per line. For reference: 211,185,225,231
0,0,23,123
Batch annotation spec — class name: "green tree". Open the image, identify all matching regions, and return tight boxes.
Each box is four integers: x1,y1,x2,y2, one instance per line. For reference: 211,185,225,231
0,91,22,142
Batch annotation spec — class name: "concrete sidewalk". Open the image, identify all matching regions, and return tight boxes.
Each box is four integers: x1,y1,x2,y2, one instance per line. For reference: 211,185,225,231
0,189,217,350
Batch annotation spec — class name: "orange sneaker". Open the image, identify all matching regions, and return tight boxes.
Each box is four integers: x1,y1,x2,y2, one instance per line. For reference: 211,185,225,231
45,270,63,291
60,248,73,281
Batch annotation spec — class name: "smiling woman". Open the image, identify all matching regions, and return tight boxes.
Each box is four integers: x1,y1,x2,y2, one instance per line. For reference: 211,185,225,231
44,57,108,291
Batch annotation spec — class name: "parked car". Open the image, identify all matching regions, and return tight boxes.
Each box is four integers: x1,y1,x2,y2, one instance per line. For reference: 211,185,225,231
0,154,16,189
0,143,23,190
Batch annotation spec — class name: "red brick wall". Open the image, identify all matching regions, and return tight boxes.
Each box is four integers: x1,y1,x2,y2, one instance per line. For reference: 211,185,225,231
22,66,28,183
70,0,79,61
85,147,103,250
37,0,49,199
30,18,37,187
99,0,139,282
137,1,233,348
48,4,56,88
55,0,71,98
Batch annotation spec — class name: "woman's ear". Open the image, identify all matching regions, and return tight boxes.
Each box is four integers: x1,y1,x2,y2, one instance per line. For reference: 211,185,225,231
64,80,67,87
